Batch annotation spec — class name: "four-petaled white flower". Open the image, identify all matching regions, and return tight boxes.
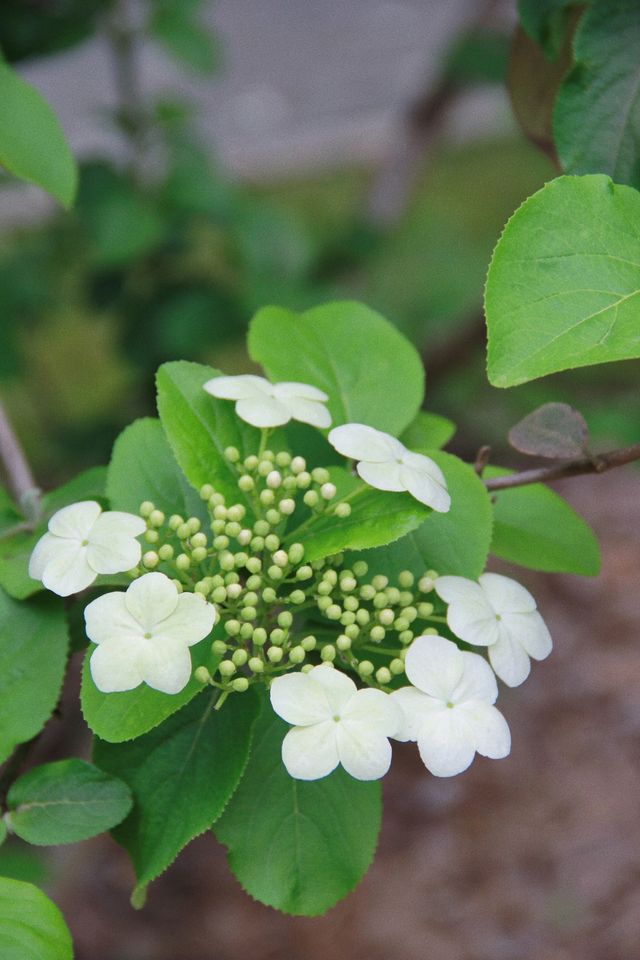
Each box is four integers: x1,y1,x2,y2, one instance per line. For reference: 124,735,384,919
85,572,217,694
392,635,511,777
270,664,401,781
29,501,146,598
327,423,450,512
434,573,552,687
204,374,331,429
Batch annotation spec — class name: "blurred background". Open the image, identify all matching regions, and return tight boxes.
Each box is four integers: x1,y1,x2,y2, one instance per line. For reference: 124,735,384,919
0,2,639,958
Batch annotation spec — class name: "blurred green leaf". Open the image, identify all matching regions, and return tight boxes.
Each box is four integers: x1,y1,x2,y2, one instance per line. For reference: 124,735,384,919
0,0,110,63
150,0,220,74
0,878,72,960
400,411,456,450
517,0,580,59
0,63,77,207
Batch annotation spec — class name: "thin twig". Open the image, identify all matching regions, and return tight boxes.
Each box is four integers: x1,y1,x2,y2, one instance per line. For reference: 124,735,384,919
0,400,41,518
104,0,148,179
474,445,491,476
484,443,640,491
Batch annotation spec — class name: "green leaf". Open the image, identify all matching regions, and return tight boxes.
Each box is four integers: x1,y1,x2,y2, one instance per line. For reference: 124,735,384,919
485,174,640,387
356,451,492,580
290,467,430,564
106,417,203,519
0,878,72,960
554,0,640,188
487,466,601,574
0,466,107,600
0,592,68,764
400,411,456,450
517,0,577,59
0,63,77,207
81,630,220,743
6,759,132,845
215,700,381,916
94,689,259,901
156,361,267,508
151,1,219,74
248,302,425,435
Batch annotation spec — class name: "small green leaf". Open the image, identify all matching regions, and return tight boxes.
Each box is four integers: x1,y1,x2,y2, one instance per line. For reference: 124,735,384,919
0,592,68,764
0,63,76,207
94,689,259,900
487,466,601,575
554,0,640,188
0,878,72,960
248,302,425,435
517,0,577,59
485,175,640,387
357,451,492,580
508,402,589,459
7,759,132,845
151,0,219,74
291,467,430,564
215,699,381,916
400,411,456,450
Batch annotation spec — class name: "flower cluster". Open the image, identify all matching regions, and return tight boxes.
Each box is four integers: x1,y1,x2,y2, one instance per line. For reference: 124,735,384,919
29,373,553,785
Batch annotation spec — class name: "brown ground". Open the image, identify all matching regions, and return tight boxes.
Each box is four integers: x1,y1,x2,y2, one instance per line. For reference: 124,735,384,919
32,474,640,959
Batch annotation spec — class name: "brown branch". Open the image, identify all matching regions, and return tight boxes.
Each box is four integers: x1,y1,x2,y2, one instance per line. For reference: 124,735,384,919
0,399,41,517
484,443,640,491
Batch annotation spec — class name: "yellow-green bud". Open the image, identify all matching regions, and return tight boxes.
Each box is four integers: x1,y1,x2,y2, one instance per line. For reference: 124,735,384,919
277,610,293,629
250,536,265,552
225,619,241,637
317,596,332,612
344,596,359,612
140,501,155,517
239,622,254,641
321,644,336,662
158,543,174,561
144,529,159,544
340,576,357,593
191,546,207,563
288,542,304,564
303,489,319,508
171,579,183,593
219,659,236,677
259,489,275,506
187,518,201,534
238,475,254,492
227,504,245,522
232,677,249,693
232,649,248,666
317,581,332,596
370,625,386,642
248,657,264,673
224,446,240,462
148,510,164,528
246,556,262,574
270,628,285,646
326,603,342,620
376,667,392,685
241,606,257,621
398,570,414,588
246,574,262,591
296,565,313,581
233,551,249,568
390,658,405,675
177,523,191,540
320,482,337,500
267,646,283,663
358,660,374,678
213,505,228,521
209,493,225,508
378,608,395,626
195,580,209,595
290,456,306,474
211,586,227,604
282,476,297,491
253,627,267,646
200,484,214,500
212,639,227,656
194,666,211,684
312,467,330,484
352,560,368,577
237,529,252,546
275,451,291,467
219,552,235,571
262,587,277,604
213,535,229,551
289,645,305,664
168,514,184,530
267,565,283,581
335,502,352,518
394,617,409,632
372,575,389,591
142,551,159,569
301,663,314,673
211,519,226,535
225,521,241,538
266,470,282,489
265,509,281,526
345,623,360,640
244,455,258,471
273,549,288,567
279,498,296,516
176,553,191,571
340,611,356,626
359,584,376,601
264,533,280,551
289,589,305,604
418,575,436,593
301,635,316,651
226,583,242,600
356,608,371,625
418,602,434,618
399,630,414,645
336,634,351,651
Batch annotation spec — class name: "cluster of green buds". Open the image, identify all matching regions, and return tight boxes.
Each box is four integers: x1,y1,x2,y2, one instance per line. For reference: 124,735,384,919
133,445,443,703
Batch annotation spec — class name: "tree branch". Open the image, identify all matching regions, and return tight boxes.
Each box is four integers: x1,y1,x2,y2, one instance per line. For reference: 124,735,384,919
484,443,640,491
0,400,41,517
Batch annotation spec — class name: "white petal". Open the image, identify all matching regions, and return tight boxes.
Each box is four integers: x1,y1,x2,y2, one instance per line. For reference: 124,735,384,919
356,460,404,491
157,592,218,646
29,532,60,580
337,723,393,780
436,577,501,648
40,541,97,596
328,423,405,463
434,576,484,606
124,572,178,630
504,610,552,661
390,687,445,741
203,374,272,400
272,381,329,402
139,636,193,694
270,671,333,725
342,688,401,737
488,635,531,687
84,591,141,645
235,395,291,427
459,701,511,759
86,523,142,575
91,511,146,538
404,635,464,701
452,650,498,705
306,664,357,713
480,572,537,614
287,397,332,429
281,722,340,780
416,709,477,777
48,501,102,540
90,637,144,693
400,460,451,513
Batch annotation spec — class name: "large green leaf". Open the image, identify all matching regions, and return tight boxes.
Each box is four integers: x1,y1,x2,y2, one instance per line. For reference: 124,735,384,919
289,467,430,563
0,878,72,960
357,451,492,580
6,759,132,845
487,466,601,574
399,411,456,450
248,302,424,435
81,631,220,743
554,0,640,188
518,0,578,59
156,361,266,508
215,700,381,916
485,175,640,387
106,417,203,519
0,63,76,207
94,688,259,903
0,592,68,764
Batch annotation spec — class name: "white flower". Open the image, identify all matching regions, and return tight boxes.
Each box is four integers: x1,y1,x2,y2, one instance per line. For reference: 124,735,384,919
29,501,146,598
392,635,511,777
434,573,552,687
327,423,450,512
85,572,217,694
203,374,331,429
270,664,401,781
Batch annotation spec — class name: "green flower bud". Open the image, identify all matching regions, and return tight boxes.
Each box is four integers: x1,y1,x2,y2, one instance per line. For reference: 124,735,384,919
171,578,183,592
376,667,392,685
321,644,336,662
248,656,264,673
250,537,265,552
289,646,305,664
188,518,201,534
209,493,225,508
340,576,357,593
398,591,414,607
282,476,298,492
224,446,240,463
403,606,418,623
253,517,270,536
358,660,374,678
418,602,434,618
323,569,338,585
257,459,272,477
169,514,184,531
296,565,313,581
158,543,174,561
424,627,439,635
225,571,240,584
246,574,262,591
232,677,249,693
352,560,368,578
211,586,227,604
275,451,291,468
238,475,254,492
303,489,319,508
241,606,257,621
359,584,376,601
345,623,360,640
399,630,414,645
262,450,275,462
149,509,165,528
213,535,229,550
317,595,332,612
259,489,275,507
288,542,304,564
213,505,228,520
143,551,159,569
297,472,312,490
340,611,356,626
398,570,414,588
200,484,215,500
144,529,159,544
273,549,288,567
219,659,236,677
343,596,359,612
336,634,351,651
311,467,330,484
242,591,258,607
262,587,277,605
277,610,293,629
267,646,284,663
219,551,235,571
225,619,241,637
194,666,211,684
233,551,249,568
228,504,246,522
246,556,262,574
278,498,296,516
195,580,209,595
265,509,281,526
317,581,332,596
266,470,282,489
191,546,207,563
226,583,242,600
267,565,283,581
264,533,280,551
225,521,241,538
232,649,248,666
253,627,267,646
301,664,314,673
378,608,395,626
320,482,337,500
372,574,389,591
370,625,386,642
177,523,191,540
384,587,399,605
418,575,436,593
394,617,409,632
390,658,405,675
237,529,252,546
211,519,226,535
301,635,316,651
270,628,285,646
326,603,342,620
356,608,371,625
140,501,155,518
289,589,306,604
336,502,352,519
211,574,225,588
175,553,191,571
290,456,306,474
239,622,254,641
